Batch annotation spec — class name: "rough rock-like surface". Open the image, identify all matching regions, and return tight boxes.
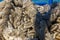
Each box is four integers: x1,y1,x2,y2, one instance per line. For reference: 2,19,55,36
0,0,37,40
0,0,60,40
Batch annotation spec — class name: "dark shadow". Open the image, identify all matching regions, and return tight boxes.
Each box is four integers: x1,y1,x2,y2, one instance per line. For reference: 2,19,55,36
34,12,46,40
34,10,51,40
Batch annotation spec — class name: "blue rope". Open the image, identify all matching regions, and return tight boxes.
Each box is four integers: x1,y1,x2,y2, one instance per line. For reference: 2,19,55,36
32,0,53,5
49,0,53,5
0,0,3,2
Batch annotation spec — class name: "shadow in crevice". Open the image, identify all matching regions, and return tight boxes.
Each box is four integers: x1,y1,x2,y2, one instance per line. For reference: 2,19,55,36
34,11,51,40
34,12,46,40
